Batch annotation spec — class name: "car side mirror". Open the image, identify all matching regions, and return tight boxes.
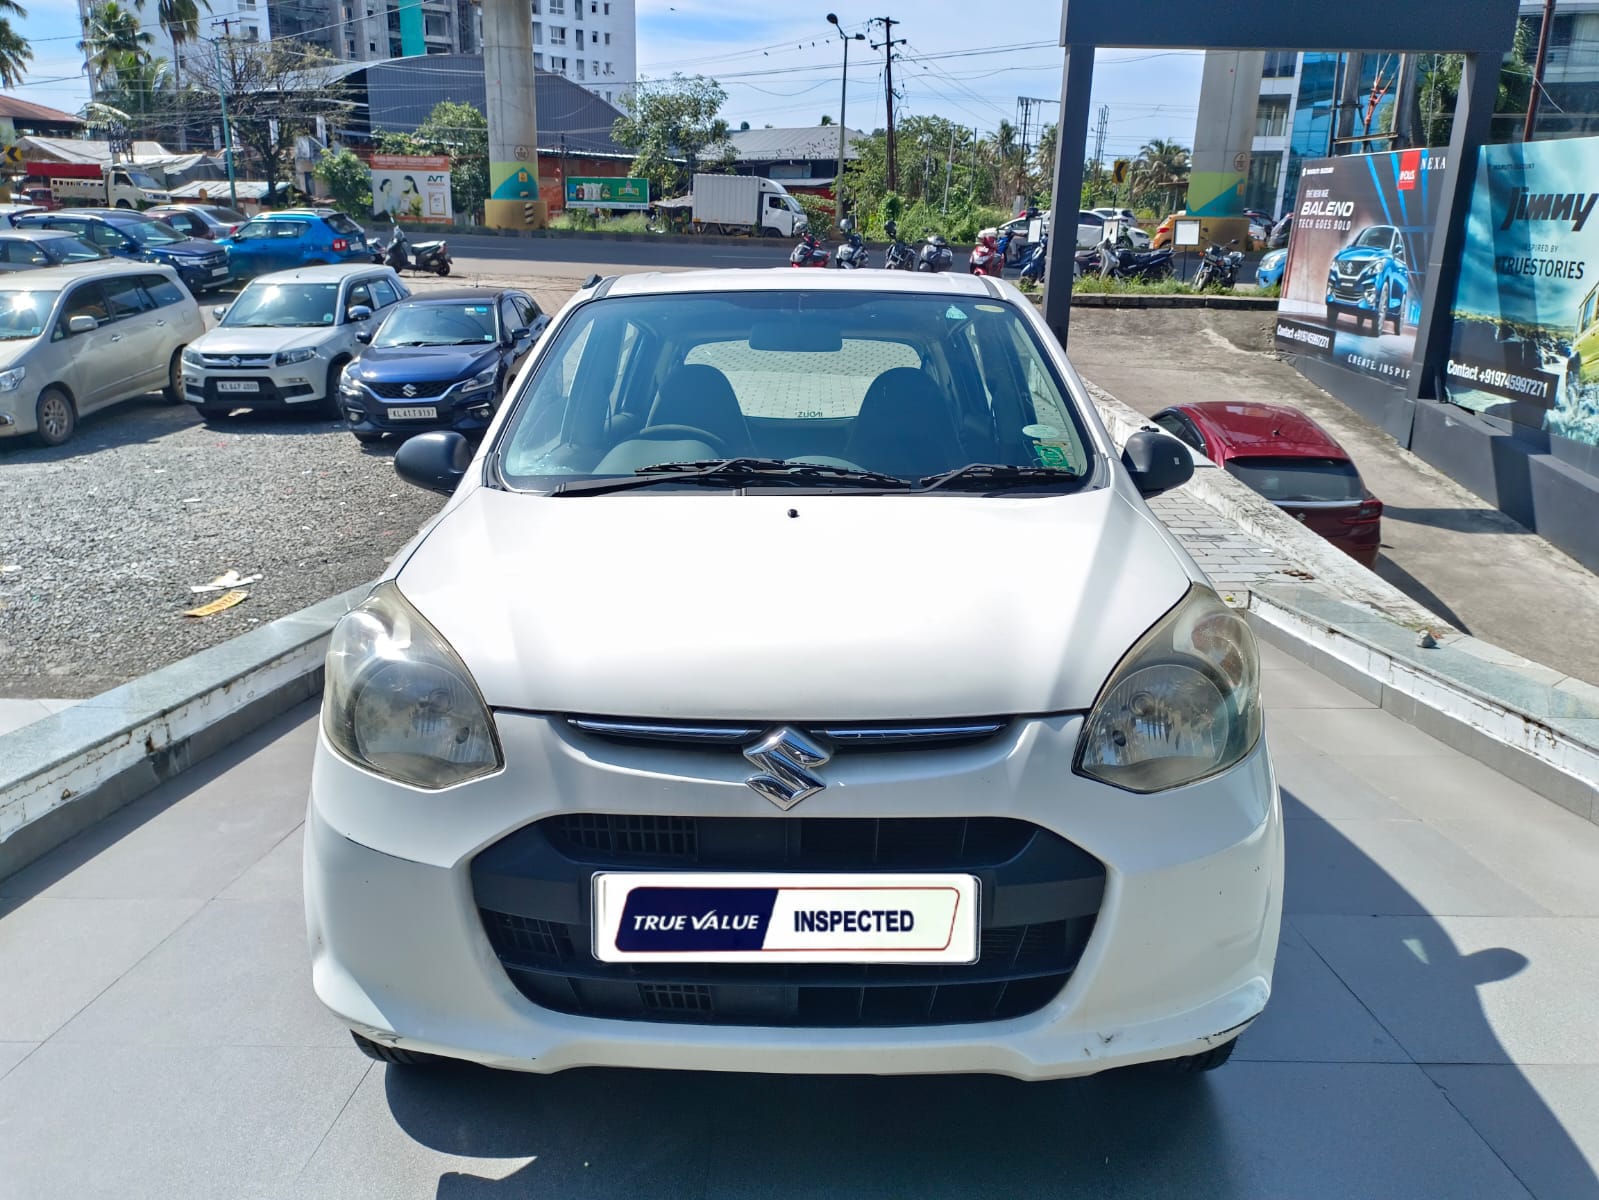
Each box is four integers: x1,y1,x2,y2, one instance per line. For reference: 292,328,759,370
1121,430,1195,498
213,305,227,320
394,430,473,496
355,327,374,344
67,314,98,334
346,304,373,323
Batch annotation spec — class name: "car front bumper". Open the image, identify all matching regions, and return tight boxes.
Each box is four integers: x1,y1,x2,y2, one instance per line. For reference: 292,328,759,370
184,361,328,408
305,710,1284,1080
342,385,497,436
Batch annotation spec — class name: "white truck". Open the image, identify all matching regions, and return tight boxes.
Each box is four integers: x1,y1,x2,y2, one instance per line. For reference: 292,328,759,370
690,174,808,237
23,161,172,210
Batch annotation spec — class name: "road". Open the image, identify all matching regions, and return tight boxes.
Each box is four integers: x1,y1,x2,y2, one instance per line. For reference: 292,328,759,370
1,650,1595,1198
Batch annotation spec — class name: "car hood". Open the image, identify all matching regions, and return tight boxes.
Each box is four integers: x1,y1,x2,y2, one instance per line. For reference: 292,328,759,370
191,325,337,355
147,237,221,258
0,337,36,369
1332,246,1389,268
395,485,1194,719
351,344,498,383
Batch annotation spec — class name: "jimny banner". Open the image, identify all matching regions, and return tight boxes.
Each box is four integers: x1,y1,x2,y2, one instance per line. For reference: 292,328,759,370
1274,147,1449,389
1445,136,1599,450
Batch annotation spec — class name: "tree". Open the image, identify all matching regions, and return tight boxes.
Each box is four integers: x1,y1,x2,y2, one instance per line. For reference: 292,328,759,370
611,74,735,197
79,0,152,94
1133,137,1190,213
315,146,371,216
143,0,207,82
186,39,351,202
820,114,833,126
375,100,488,223
0,0,31,89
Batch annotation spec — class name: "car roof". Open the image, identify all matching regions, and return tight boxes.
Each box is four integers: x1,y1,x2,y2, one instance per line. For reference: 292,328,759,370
33,209,145,223
600,268,1006,301
0,228,78,240
0,260,177,286
243,212,315,222
1174,402,1351,460
398,287,525,305
248,263,393,283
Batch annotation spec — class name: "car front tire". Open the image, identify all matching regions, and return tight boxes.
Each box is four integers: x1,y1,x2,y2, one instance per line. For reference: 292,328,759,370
164,349,186,403
35,387,76,447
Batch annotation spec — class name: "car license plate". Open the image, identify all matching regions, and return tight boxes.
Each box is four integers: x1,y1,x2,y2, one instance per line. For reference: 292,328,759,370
592,871,979,964
210,267,228,276
387,405,438,420
216,380,258,393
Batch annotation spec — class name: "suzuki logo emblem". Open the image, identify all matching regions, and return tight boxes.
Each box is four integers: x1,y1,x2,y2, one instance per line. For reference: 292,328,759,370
227,355,241,368
742,727,830,810
401,383,418,398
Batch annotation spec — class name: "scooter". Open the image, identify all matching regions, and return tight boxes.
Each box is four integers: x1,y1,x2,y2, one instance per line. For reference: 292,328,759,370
833,230,870,269
882,220,917,271
1092,228,1175,281
917,231,954,273
790,231,830,268
1192,237,1245,291
1018,233,1048,286
968,230,1003,277
374,217,451,276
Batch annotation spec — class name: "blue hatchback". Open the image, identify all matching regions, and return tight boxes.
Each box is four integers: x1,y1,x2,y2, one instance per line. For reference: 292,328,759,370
219,210,369,280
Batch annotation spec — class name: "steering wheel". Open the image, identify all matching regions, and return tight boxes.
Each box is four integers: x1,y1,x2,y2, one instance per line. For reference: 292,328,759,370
632,424,730,455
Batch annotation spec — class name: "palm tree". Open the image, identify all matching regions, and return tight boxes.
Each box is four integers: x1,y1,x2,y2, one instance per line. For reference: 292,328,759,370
0,0,33,89
1133,138,1191,212
98,50,172,126
983,120,1027,207
79,0,152,94
142,0,207,84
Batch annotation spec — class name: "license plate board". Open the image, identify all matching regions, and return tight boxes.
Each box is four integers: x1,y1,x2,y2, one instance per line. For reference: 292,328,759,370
210,267,228,276
387,405,438,420
216,380,258,393
592,872,980,964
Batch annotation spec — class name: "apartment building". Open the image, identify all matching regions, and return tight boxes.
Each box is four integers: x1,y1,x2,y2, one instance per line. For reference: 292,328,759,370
531,0,637,106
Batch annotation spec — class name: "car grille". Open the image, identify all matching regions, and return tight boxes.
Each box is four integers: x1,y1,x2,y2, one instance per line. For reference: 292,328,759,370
472,816,1105,1028
367,378,454,399
199,352,273,368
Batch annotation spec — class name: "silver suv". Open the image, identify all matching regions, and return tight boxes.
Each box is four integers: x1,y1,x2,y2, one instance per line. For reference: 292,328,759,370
0,262,205,447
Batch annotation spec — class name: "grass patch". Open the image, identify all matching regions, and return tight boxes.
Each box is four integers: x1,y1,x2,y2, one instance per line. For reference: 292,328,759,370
1069,275,1204,294
549,211,654,234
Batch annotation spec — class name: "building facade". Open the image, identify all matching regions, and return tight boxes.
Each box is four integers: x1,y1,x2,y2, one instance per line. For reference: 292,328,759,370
530,0,636,106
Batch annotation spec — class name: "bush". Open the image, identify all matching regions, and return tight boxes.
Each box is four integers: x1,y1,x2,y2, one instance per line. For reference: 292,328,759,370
795,193,837,238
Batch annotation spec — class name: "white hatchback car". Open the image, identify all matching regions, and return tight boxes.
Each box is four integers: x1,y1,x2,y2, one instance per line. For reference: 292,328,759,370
305,270,1283,1081
181,264,407,422
0,262,204,447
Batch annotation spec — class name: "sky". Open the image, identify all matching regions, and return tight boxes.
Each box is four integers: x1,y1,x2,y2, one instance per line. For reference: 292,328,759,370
7,0,1205,163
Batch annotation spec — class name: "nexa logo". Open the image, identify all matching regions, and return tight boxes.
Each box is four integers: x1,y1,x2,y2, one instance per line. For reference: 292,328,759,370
1500,187,1599,232
1398,149,1421,191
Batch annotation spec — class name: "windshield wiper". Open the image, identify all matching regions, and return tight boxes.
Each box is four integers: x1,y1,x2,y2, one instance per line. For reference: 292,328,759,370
551,457,913,496
916,463,1085,493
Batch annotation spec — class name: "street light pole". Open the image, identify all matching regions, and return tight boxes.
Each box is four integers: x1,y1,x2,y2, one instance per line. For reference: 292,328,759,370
212,21,239,210
826,14,865,230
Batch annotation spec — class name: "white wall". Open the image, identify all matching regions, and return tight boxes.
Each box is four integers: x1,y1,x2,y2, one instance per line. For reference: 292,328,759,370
531,0,634,104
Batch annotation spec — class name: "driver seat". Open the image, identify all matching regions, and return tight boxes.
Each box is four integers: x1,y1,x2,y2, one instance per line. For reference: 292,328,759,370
646,364,754,457
843,367,962,479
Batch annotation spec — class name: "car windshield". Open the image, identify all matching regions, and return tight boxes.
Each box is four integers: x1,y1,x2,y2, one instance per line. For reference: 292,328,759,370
1225,456,1365,502
0,289,58,340
223,282,340,327
43,236,106,264
120,219,186,247
1352,227,1391,249
126,168,163,190
495,289,1095,492
376,303,497,347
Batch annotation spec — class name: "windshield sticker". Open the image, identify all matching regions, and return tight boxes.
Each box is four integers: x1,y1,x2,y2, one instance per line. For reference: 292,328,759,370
975,303,1005,313
469,306,490,313
1033,442,1077,470
944,305,967,320
1022,423,1064,440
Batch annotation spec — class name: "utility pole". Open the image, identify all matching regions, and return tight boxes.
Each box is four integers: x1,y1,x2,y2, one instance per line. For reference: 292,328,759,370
827,14,865,227
942,123,955,212
1091,103,1109,187
212,18,239,209
871,17,905,193
1524,0,1557,141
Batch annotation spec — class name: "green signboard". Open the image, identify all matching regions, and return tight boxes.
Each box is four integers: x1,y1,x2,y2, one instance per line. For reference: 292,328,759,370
564,176,650,210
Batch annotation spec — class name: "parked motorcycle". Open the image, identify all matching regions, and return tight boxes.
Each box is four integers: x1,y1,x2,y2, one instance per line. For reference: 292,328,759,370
373,216,452,276
968,229,1003,277
833,230,870,270
1019,233,1048,286
1192,237,1245,291
882,219,917,271
790,231,830,268
917,231,954,273
1091,227,1176,281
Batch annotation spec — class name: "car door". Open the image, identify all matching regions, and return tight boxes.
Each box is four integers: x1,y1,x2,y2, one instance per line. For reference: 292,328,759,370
52,281,124,408
335,276,378,355
79,219,139,261
0,236,50,272
368,275,401,319
505,294,543,373
98,272,167,400
135,271,191,385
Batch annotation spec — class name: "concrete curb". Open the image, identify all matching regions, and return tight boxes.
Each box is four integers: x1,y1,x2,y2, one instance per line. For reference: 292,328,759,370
1085,378,1599,814
0,584,369,881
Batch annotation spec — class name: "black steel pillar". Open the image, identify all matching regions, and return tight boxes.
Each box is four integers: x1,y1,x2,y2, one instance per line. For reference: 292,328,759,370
1042,43,1095,345
1408,52,1501,408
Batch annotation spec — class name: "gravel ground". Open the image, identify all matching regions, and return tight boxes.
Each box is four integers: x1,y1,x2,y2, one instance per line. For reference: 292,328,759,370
0,269,581,699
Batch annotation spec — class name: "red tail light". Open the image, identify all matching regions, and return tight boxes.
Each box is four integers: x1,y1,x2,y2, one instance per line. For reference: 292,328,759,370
332,238,348,252
1342,497,1384,524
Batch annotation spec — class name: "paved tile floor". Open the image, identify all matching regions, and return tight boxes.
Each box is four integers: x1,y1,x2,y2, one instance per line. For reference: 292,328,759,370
1,647,1596,1199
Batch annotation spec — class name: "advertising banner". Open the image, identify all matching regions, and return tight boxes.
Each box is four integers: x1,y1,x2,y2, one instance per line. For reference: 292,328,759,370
564,176,650,210
1445,137,1599,450
370,154,452,224
1275,147,1450,389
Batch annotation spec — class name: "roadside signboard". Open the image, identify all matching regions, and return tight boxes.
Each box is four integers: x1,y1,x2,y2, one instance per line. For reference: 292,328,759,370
1273,147,1449,390
371,154,452,224
1173,218,1202,248
1445,136,1599,452
564,176,650,210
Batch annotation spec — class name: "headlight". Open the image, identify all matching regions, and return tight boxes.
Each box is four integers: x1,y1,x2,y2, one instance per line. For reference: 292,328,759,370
275,346,316,366
0,365,24,392
339,371,362,395
1076,586,1261,793
461,365,498,394
181,347,203,367
323,581,501,789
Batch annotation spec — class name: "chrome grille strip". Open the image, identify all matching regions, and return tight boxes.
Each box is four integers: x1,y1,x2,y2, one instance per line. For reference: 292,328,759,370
565,717,1007,748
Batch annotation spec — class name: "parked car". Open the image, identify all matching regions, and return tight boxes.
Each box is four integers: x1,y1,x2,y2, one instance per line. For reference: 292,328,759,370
1152,401,1383,567
0,229,110,272
146,203,249,241
339,287,548,443
1256,247,1287,289
0,203,47,228
14,209,230,294
1075,209,1106,248
1326,224,1410,336
304,269,1282,1083
1090,207,1141,228
1267,214,1294,250
216,209,370,280
180,264,408,421
0,262,204,447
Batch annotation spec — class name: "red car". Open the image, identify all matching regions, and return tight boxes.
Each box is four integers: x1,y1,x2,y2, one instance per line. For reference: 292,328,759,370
1151,401,1383,568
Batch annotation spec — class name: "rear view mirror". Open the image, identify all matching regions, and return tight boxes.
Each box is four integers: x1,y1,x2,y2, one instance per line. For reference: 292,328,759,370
355,328,374,344
395,430,473,495
749,320,843,353
346,304,373,323
1121,430,1195,498
67,314,98,334
212,305,227,320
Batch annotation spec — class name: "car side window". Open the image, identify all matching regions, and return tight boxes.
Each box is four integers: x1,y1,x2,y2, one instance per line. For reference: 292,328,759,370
89,223,128,250
233,221,272,241
1153,412,1205,455
369,278,399,308
500,297,522,336
55,283,110,339
138,272,186,307
513,296,540,327
0,239,48,265
346,282,373,313
103,276,153,320
272,221,306,239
